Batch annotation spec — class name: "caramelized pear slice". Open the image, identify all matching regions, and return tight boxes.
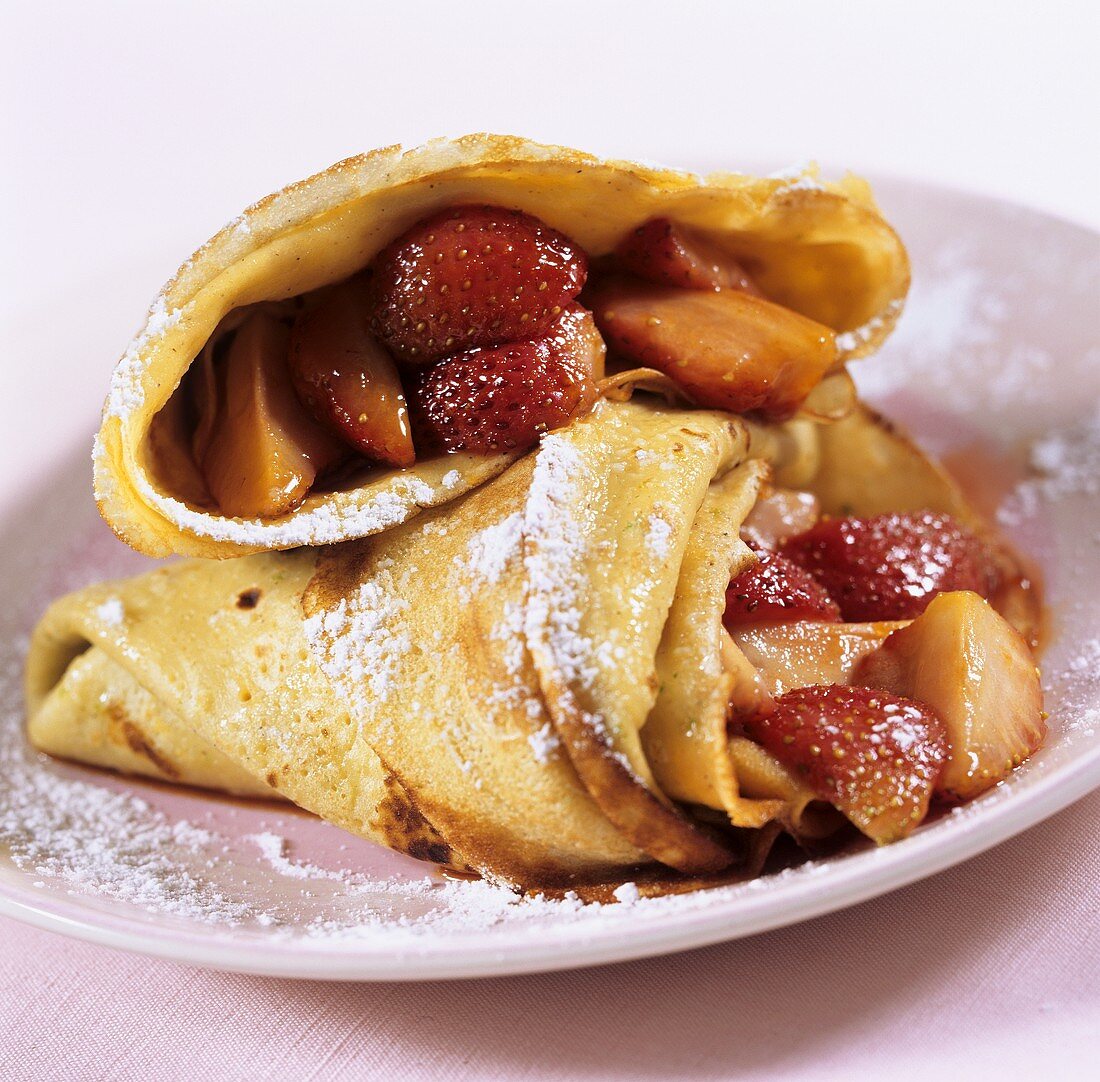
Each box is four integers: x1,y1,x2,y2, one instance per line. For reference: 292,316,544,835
740,485,821,550
730,620,905,700
588,276,837,418
289,284,415,467
201,312,346,519
856,590,1045,800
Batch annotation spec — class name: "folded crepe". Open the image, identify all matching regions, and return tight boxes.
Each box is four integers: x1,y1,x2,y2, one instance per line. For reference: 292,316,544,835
36,391,1034,892
93,134,908,560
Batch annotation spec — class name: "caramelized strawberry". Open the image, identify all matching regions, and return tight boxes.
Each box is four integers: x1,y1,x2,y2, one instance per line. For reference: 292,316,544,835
615,217,762,294
550,303,608,381
288,284,415,467
781,511,998,622
743,685,947,843
857,591,1045,800
201,312,347,519
368,205,588,365
409,318,599,454
724,552,840,627
587,276,837,418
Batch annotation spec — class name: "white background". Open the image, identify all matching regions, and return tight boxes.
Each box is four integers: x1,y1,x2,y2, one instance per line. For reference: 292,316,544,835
2,0,1098,497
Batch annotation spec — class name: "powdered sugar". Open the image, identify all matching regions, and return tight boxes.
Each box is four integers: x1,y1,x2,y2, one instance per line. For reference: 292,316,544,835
94,597,124,626
645,514,673,560
303,562,411,711
998,408,1100,528
104,296,183,419
526,722,561,764
462,512,523,589
522,432,601,693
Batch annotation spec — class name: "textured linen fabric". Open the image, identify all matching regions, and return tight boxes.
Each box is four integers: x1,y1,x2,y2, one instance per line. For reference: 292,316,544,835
1,790,1096,1081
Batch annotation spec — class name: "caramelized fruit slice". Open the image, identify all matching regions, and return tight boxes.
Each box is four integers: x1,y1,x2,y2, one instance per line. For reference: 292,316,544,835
201,312,346,519
730,620,905,699
781,511,998,621
856,590,1045,800
724,552,841,627
587,276,837,418
743,685,947,844
551,303,607,381
409,310,600,454
289,284,415,467
615,217,763,294
368,204,588,365
740,486,821,550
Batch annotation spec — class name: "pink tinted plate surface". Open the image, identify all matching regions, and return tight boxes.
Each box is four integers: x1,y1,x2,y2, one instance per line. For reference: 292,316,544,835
1,178,1098,980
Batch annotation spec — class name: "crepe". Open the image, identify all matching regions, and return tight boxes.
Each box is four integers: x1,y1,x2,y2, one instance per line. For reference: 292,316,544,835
37,384,1036,891
93,134,909,560
33,397,802,887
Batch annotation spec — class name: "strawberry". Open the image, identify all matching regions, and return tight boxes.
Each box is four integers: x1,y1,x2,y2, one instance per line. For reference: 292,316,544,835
780,512,998,621
367,205,588,365
724,552,841,627
288,283,415,467
408,309,600,454
615,217,762,294
742,684,948,843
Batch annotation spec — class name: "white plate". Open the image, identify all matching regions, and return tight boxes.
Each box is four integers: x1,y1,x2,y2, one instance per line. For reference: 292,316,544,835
1,177,1098,980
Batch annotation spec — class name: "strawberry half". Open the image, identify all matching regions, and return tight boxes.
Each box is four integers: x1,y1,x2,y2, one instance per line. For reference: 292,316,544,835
780,511,998,621
724,551,841,628
368,205,588,365
408,309,599,454
743,684,948,843
615,217,762,294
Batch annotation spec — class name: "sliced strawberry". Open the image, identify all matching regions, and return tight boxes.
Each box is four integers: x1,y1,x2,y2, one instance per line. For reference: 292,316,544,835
724,552,841,627
856,591,1045,801
586,275,837,419
615,217,762,294
743,684,948,843
780,511,998,621
408,314,600,455
368,205,588,365
549,303,607,381
288,284,415,467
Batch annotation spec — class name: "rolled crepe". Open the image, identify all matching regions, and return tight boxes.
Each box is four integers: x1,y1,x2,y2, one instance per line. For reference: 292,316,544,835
93,134,909,559
34,397,1012,891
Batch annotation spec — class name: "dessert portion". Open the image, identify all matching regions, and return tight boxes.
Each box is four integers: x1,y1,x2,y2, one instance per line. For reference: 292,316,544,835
93,135,907,558
28,395,1044,892
25,137,1047,899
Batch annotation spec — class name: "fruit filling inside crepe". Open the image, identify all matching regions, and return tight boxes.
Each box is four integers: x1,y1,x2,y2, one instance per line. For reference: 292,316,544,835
155,204,839,520
27,139,1051,898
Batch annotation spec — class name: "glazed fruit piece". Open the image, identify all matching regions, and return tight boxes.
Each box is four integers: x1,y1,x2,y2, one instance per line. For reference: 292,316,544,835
368,204,588,365
724,552,841,627
856,590,1045,800
730,621,905,699
199,312,347,519
742,684,948,843
586,276,837,418
615,217,763,294
408,311,600,454
781,511,998,621
740,486,821,550
288,283,415,468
